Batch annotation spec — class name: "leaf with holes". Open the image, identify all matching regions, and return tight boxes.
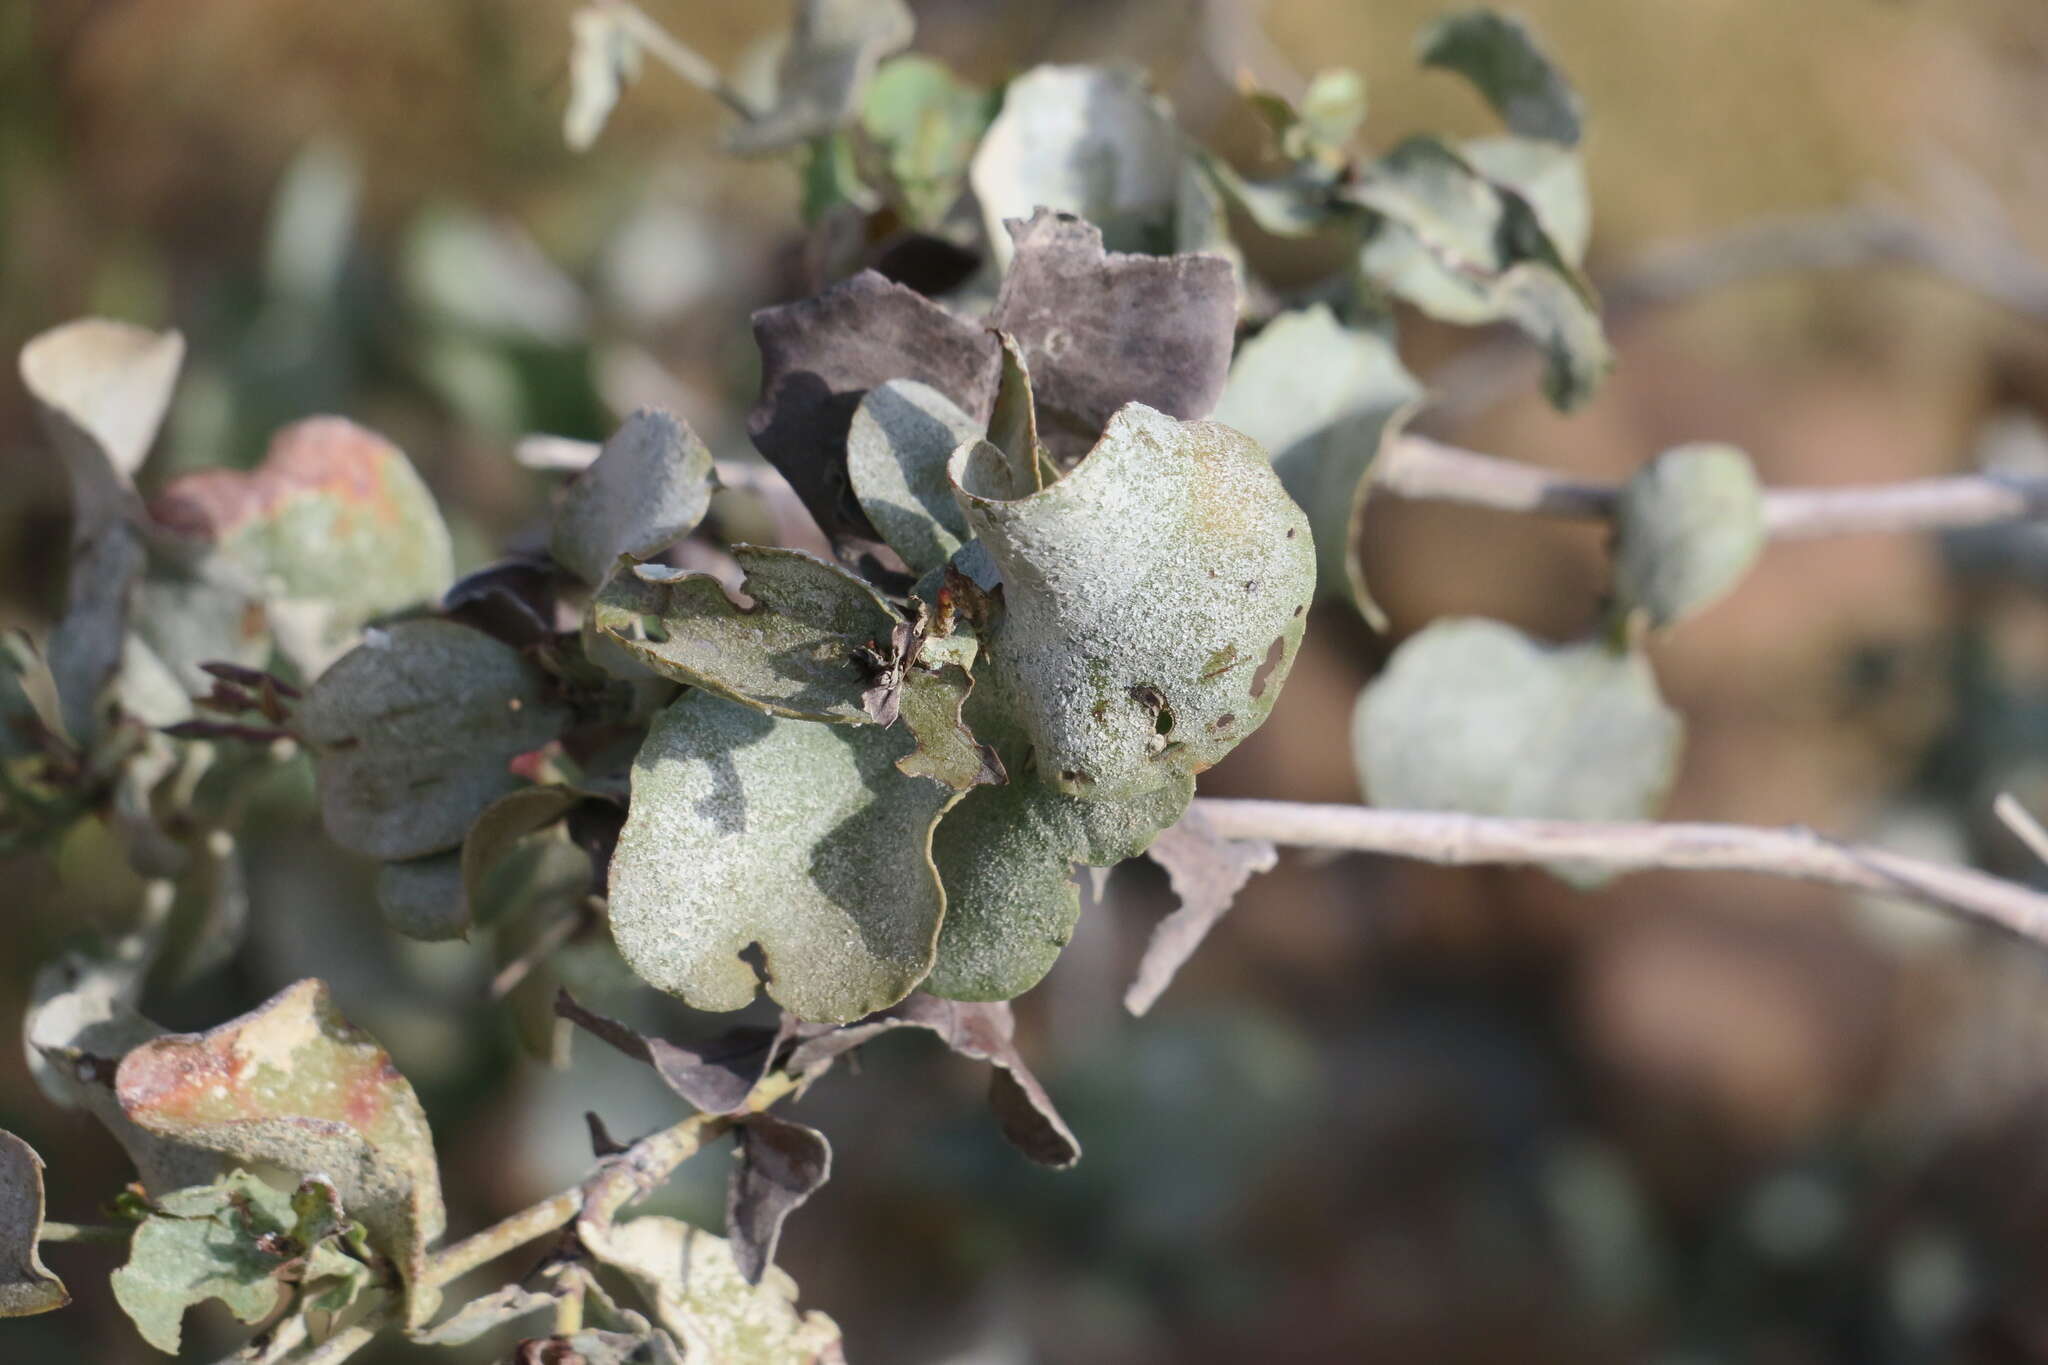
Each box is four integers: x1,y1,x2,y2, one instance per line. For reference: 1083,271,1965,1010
1418,7,1583,146
551,409,717,587
115,979,446,1325
109,1172,295,1353
301,620,570,860
952,403,1314,802
590,547,904,725
1613,443,1765,628
0,1132,65,1318
579,1216,843,1362
606,691,961,1022
1124,806,1278,1015
1353,618,1682,883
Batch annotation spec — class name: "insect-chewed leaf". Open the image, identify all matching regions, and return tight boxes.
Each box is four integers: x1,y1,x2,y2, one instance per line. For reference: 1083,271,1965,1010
895,664,1005,792
1123,806,1278,1016
860,55,999,229
109,1172,293,1353
301,619,570,860
1613,443,1766,628
551,408,717,587
987,211,1237,465
115,979,446,1325
749,270,1000,562
150,417,455,669
578,1216,843,1363
726,1114,831,1284
20,318,183,528
969,66,1184,268
927,767,1191,1003
726,0,915,155
377,851,470,941
845,380,982,575
1417,7,1583,147
606,691,961,1023
591,547,903,725
564,4,641,151
1353,618,1682,883
1212,305,1420,599
951,403,1314,802
0,1131,66,1318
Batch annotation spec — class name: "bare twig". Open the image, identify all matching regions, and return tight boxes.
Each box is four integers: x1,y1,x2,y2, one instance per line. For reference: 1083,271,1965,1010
599,0,758,121
1190,799,2048,946
37,1221,131,1244
1995,793,2048,869
1375,433,2048,540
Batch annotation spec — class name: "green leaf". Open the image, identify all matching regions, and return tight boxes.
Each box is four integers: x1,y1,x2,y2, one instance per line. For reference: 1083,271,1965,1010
1417,8,1583,146
1211,305,1420,600
565,4,641,151
951,403,1316,802
895,664,1005,792
551,409,717,587
860,55,999,229
1353,619,1682,881
578,1216,843,1362
589,547,903,725
302,620,570,860
845,380,982,576
927,767,1191,1002
1462,134,1589,264
1613,443,1766,628
0,1131,66,1318
150,417,456,672
376,851,469,941
727,0,916,155
605,691,961,1022
1293,68,1368,158
109,1172,293,1353
116,980,445,1323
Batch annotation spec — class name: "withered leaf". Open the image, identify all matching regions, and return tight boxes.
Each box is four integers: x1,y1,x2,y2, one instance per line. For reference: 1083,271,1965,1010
1123,806,1278,1016
554,989,782,1116
0,1130,66,1318
726,1113,831,1284
20,318,182,534
551,408,718,587
115,979,446,1326
895,663,1005,791
987,211,1236,465
414,1282,559,1345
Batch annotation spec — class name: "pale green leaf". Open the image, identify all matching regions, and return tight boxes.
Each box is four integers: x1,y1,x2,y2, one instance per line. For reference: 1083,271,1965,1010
302,619,570,860
589,547,902,725
951,403,1316,802
20,318,183,524
845,380,981,576
1613,443,1766,628
0,1131,66,1318
566,5,642,151
1418,8,1583,146
860,55,998,228
116,978,446,1325
1462,134,1589,264
606,691,960,1022
551,408,717,587
109,1172,292,1353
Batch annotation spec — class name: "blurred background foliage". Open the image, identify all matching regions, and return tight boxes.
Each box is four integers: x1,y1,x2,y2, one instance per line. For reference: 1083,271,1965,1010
12,0,2048,1361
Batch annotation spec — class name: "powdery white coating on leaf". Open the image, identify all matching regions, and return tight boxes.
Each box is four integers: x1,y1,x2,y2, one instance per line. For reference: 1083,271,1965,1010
951,402,1316,802
301,619,570,860
969,65,1183,268
579,1215,844,1363
590,547,903,724
109,1172,294,1353
1211,305,1420,598
552,408,717,586
607,691,960,1023
927,768,1192,1001
115,979,446,1326
376,850,470,942
846,380,982,574
0,1131,65,1318
1353,618,1682,881
1613,443,1766,628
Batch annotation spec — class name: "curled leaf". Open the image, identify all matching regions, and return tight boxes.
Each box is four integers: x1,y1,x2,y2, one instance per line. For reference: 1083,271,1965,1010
554,990,782,1116
895,664,1005,791
463,784,587,913
1417,8,1583,147
301,620,570,860
0,1131,66,1318
1353,618,1682,882
109,1172,292,1353
590,548,903,724
1612,443,1765,628
727,1114,831,1284
115,978,447,1323
20,318,183,528
606,691,961,1022
951,403,1315,802
551,409,718,587
1123,806,1278,1016
844,380,982,576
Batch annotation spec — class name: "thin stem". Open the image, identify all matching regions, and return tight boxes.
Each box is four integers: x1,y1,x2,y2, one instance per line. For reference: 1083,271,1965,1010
600,0,758,121
1995,793,2048,869
1190,798,2048,946
37,1221,131,1244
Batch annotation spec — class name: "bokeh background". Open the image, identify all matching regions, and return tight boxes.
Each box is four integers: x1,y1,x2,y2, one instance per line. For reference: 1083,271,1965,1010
11,0,2048,1361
